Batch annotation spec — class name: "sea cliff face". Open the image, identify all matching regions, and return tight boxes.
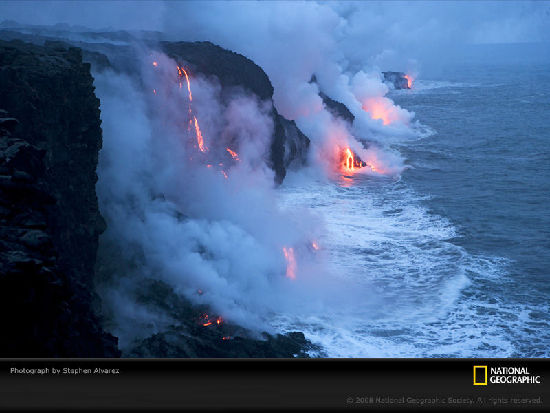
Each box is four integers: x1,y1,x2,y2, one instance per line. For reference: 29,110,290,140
0,40,119,356
161,41,310,183
0,37,315,358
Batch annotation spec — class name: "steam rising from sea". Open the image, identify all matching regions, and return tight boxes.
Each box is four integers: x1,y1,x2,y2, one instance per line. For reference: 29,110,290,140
3,1,545,356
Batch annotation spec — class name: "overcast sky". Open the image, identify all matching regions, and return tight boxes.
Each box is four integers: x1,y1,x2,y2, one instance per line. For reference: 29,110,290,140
1,1,549,44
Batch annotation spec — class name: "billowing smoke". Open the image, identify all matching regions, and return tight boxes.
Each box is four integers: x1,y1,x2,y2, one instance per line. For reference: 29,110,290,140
93,50,361,347
159,1,427,178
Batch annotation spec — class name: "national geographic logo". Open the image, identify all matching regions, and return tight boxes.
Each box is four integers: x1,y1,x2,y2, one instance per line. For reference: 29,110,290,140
473,366,487,386
474,365,542,385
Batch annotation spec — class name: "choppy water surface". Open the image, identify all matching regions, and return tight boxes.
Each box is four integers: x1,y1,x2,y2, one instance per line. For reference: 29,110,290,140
276,56,550,357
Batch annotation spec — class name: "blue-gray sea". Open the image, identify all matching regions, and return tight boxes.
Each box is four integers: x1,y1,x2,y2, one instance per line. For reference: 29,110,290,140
277,43,550,357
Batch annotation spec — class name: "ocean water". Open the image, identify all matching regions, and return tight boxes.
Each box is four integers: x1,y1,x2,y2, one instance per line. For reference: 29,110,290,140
276,49,550,357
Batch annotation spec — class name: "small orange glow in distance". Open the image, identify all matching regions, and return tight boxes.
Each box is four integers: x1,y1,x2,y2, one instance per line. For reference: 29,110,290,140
404,74,413,88
152,61,158,67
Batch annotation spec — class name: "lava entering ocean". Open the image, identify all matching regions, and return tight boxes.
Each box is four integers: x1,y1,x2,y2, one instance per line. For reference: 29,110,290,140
340,147,366,173
404,74,414,89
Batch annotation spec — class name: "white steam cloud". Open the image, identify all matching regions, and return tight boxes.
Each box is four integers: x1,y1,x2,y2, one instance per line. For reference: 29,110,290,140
94,50,352,347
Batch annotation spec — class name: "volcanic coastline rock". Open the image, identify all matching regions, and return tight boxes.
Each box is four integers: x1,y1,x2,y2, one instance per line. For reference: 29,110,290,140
319,91,355,124
382,71,410,90
0,31,311,183
309,76,354,124
161,41,310,183
0,40,119,356
0,38,315,358
123,279,318,358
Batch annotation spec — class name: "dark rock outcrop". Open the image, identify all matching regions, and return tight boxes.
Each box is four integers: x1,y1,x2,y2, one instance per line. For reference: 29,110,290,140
319,91,355,124
0,40,119,356
0,36,315,358
161,41,310,183
0,33,311,184
309,76,355,124
382,71,410,90
122,279,317,358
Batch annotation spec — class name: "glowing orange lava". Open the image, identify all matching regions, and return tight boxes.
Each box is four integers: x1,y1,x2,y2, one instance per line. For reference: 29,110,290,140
340,147,366,173
193,116,207,152
200,313,223,327
221,171,228,179
222,336,232,340
283,247,296,280
152,61,158,67
226,148,240,161
311,241,319,250
177,65,193,102
404,74,414,89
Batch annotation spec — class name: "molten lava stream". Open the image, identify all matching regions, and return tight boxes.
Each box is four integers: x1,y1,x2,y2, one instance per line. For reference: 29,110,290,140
193,116,207,152
226,148,240,161
177,65,193,102
340,147,365,174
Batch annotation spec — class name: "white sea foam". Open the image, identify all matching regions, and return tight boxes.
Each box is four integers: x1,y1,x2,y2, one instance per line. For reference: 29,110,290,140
274,171,513,357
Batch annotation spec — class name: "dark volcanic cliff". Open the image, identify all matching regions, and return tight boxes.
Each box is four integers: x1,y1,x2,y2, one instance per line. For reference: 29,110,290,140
0,40,119,356
0,37,315,358
161,41,309,182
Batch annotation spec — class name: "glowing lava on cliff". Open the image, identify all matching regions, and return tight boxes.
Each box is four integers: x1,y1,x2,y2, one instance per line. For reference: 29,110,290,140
193,116,207,152
226,148,240,161
177,65,193,101
175,64,208,153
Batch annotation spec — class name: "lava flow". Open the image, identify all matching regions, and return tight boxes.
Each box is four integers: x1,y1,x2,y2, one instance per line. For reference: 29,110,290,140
176,64,209,153
193,116,207,152
404,74,414,89
283,247,296,280
340,147,366,173
199,313,223,327
177,65,193,101
226,148,240,161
